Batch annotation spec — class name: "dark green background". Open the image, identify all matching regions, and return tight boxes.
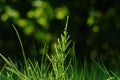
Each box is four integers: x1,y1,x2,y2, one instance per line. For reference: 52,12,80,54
0,0,120,69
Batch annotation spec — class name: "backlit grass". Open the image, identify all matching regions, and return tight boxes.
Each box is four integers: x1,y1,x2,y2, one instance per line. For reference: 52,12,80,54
0,17,120,80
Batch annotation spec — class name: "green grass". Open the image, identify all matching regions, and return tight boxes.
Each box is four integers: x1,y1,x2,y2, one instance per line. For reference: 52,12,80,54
0,17,120,80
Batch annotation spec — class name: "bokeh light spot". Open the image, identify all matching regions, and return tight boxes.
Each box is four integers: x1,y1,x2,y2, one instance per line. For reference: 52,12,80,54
93,25,100,32
17,19,28,27
24,25,34,36
55,6,69,20
1,14,8,22
87,16,94,26
5,6,19,19
32,0,42,7
27,11,34,18
37,18,49,29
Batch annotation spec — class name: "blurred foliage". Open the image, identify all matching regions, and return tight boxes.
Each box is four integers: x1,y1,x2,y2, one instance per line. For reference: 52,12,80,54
0,0,120,68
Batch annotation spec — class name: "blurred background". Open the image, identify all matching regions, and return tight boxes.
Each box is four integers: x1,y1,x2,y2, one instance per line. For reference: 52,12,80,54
0,0,120,70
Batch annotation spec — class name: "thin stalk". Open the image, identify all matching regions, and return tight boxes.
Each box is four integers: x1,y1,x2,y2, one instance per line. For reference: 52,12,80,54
12,24,28,72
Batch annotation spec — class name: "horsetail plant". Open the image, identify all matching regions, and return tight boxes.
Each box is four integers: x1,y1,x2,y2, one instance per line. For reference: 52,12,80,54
46,16,72,80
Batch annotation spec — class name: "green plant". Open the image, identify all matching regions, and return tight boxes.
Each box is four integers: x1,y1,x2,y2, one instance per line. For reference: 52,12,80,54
46,16,72,80
0,16,120,80
0,16,72,80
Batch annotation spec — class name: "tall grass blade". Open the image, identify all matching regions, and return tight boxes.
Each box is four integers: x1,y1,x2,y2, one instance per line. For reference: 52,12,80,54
12,24,27,65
